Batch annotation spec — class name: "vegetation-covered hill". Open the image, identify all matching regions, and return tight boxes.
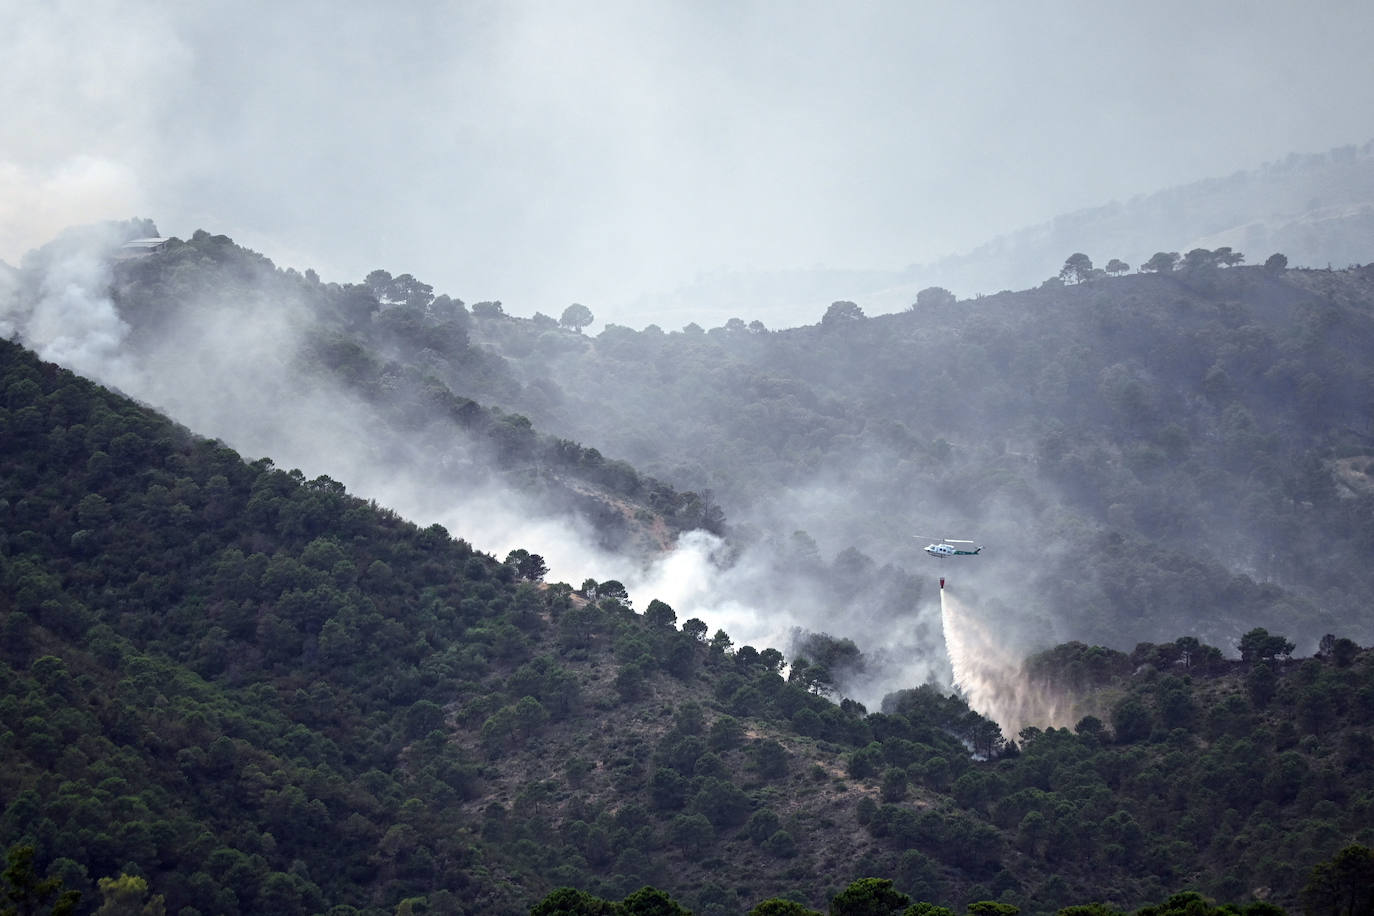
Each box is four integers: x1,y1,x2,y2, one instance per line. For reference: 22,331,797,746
9,220,1374,717
3,336,1374,916
7,223,721,562
458,256,1374,656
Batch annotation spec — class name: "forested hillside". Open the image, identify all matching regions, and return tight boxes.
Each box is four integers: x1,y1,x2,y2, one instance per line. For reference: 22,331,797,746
2,337,1373,915
462,257,1374,659
6,223,1373,712
6,223,721,562
5,219,1374,913
2,339,1374,916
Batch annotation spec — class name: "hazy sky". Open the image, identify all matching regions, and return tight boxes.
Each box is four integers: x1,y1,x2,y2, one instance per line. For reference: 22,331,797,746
5,0,1374,327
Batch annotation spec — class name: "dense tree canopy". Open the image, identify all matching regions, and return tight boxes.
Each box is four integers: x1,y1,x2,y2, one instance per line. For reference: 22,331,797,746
4,226,1374,915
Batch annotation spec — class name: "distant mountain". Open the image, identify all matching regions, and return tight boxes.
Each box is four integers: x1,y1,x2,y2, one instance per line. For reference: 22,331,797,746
636,140,1374,329
911,140,1374,304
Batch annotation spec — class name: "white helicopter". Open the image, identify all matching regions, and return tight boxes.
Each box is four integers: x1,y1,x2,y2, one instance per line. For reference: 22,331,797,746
914,535,983,559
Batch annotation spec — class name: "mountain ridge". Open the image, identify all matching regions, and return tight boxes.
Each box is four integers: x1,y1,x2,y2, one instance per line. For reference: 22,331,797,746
628,139,1374,329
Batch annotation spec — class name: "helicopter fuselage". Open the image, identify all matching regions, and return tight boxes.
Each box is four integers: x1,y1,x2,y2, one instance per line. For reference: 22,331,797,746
923,543,981,558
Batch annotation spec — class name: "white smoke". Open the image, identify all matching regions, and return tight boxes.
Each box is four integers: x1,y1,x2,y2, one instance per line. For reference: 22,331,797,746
2,223,141,383
4,227,960,710
0,157,144,271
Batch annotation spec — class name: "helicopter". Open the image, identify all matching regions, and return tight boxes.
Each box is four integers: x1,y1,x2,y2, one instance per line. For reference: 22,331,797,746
914,535,982,559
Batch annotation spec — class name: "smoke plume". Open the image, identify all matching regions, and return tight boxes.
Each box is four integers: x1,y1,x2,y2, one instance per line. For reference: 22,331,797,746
1,226,1024,715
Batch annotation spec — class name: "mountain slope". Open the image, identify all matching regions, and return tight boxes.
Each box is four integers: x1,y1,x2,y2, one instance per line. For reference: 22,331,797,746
12,221,1372,709
6,337,1374,916
4,225,721,565
465,260,1374,662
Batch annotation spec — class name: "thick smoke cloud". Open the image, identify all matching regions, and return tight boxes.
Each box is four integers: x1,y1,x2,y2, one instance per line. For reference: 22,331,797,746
4,224,137,381
1,230,951,708
6,2,1374,328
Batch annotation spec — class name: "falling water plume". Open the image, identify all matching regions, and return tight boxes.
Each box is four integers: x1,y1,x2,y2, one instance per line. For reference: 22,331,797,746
940,585,1077,740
